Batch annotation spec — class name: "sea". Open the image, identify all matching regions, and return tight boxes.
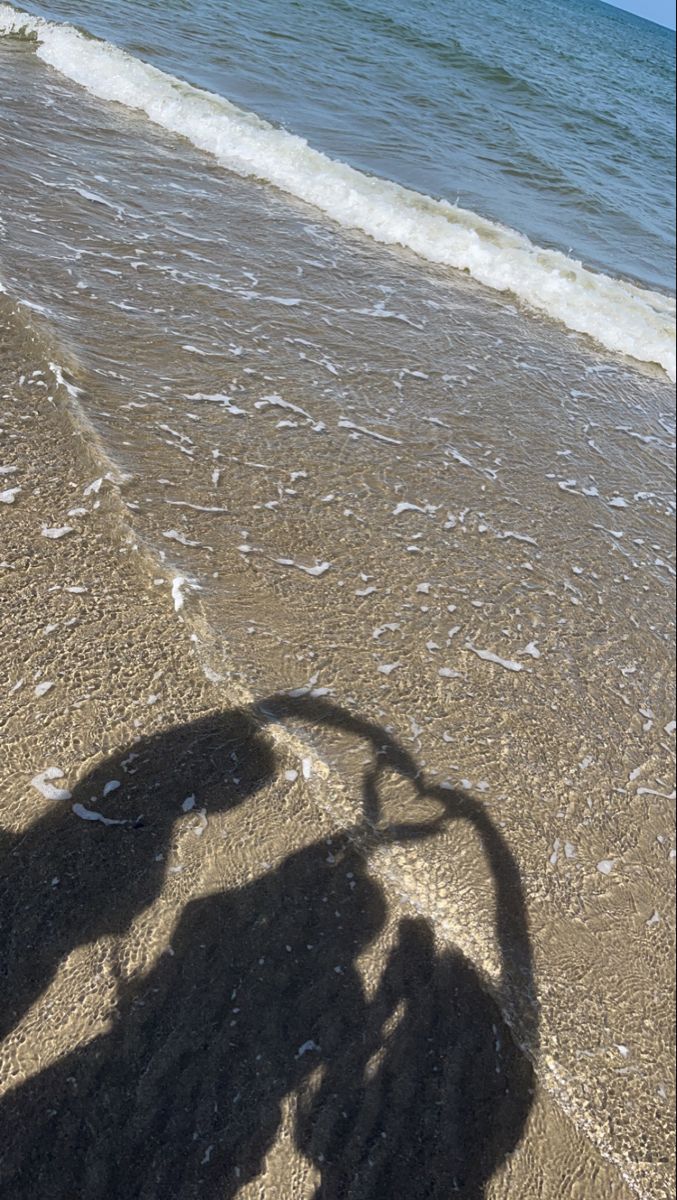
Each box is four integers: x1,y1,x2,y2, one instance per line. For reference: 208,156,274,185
0,0,675,1195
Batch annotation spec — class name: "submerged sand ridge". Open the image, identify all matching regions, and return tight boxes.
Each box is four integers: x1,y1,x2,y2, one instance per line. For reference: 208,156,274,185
0,32,675,1200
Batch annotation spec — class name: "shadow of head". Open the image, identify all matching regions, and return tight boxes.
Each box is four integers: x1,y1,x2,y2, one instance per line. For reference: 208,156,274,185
0,710,277,1042
67,707,277,828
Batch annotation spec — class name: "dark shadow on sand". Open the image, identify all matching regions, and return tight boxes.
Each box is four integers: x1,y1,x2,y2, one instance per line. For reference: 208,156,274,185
0,696,537,1199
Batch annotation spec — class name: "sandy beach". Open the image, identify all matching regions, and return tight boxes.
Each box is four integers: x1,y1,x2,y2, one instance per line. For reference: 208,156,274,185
1,308,671,1199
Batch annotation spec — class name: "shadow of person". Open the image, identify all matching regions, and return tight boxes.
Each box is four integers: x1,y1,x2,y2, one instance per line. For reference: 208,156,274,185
0,820,388,1198
297,915,534,1199
0,708,276,1042
0,696,537,1200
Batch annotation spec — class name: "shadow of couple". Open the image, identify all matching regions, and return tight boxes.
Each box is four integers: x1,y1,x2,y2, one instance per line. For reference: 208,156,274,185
0,694,537,1199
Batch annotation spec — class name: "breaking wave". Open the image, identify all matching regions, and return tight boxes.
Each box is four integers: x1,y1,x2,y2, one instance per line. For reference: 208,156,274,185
1,2,674,378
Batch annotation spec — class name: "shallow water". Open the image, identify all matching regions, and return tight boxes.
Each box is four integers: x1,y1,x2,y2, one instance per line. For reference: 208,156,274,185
0,8,675,1199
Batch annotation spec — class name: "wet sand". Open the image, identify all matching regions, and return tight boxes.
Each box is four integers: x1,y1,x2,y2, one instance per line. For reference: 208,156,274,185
1,313,670,1199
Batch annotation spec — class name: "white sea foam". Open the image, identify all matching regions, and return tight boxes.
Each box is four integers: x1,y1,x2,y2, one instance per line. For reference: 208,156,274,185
464,642,524,672
274,557,332,577
72,801,127,826
162,528,204,548
1,4,674,378
338,419,402,445
41,524,74,538
30,767,71,801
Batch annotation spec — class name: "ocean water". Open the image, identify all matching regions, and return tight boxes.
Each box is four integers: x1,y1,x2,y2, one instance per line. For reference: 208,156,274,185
0,0,675,374
0,0,675,1196
3,0,677,293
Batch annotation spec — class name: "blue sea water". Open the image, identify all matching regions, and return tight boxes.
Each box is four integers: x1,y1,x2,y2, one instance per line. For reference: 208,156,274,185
4,0,676,294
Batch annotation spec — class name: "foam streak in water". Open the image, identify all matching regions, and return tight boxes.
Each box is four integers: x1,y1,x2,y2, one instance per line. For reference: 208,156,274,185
0,4,674,378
